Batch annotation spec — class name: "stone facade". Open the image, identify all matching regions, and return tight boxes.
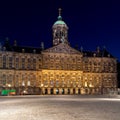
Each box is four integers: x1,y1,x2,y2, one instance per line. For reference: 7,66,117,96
0,10,117,95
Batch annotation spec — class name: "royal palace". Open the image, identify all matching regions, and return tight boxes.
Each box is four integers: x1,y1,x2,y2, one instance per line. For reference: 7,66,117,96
0,9,117,95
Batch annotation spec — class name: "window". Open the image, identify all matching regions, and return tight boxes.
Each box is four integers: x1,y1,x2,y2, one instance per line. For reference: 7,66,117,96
56,80,59,86
16,58,19,69
39,64,41,69
3,55,6,68
9,57,13,68
27,58,31,69
2,74,6,85
50,80,54,86
8,75,13,85
33,59,36,69
44,80,48,87
22,58,25,69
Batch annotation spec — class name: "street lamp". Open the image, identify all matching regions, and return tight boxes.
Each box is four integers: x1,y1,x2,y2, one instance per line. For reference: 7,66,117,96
21,81,25,95
8,84,11,88
89,83,93,88
85,81,87,87
22,81,25,86
7,84,11,96
27,81,31,94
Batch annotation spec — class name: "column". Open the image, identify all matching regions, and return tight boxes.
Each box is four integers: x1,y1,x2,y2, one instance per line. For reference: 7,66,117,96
48,88,51,95
59,88,62,94
75,88,78,94
54,88,56,95
70,88,73,94
65,88,68,94
42,88,45,95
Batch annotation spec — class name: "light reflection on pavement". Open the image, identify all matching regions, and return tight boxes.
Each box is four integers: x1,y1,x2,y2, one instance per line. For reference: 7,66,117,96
0,95,120,120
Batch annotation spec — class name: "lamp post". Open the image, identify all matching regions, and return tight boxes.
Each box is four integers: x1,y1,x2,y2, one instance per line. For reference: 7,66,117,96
27,80,30,94
84,81,88,94
22,81,25,95
8,84,11,96
8,84,11,88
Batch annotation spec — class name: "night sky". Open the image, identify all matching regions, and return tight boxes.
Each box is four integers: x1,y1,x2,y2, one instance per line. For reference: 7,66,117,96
0,0,120,61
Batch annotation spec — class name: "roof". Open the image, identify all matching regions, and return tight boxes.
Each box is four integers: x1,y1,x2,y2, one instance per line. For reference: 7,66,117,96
12,46,42,54
2,40,115,58
53,15,67,25
2,43,42,54
82,49,115,58
54,20,66,25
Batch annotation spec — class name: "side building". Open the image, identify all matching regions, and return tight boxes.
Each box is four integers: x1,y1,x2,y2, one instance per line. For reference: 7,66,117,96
0,9,117,95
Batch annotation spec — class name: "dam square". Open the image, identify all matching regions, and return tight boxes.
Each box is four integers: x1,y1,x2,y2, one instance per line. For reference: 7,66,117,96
0,9,117,96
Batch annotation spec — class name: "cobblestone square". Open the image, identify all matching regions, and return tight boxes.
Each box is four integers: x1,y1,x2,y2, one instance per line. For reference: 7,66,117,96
0,95,120,120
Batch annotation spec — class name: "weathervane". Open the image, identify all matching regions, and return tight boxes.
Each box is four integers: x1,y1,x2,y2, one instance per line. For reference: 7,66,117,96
58,8,62,16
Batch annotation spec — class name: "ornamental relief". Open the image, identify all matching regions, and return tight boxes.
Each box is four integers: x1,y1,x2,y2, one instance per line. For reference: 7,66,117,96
42,43,81,55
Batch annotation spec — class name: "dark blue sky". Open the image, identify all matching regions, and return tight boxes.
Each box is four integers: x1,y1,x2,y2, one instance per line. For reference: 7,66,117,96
0,0,120,61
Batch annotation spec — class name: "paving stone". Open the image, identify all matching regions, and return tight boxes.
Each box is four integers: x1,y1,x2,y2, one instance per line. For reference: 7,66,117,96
0,95,120,120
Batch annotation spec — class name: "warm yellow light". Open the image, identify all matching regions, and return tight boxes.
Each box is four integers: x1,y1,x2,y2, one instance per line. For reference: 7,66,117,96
85,82,87,87
89,84,92,87
8,84,11,87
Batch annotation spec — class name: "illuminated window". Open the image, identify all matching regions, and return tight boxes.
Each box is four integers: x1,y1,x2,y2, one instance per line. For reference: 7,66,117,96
55,80,58,86
44,80,48,87
50,80,54,86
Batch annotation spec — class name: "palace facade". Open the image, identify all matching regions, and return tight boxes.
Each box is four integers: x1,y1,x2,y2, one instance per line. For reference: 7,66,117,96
0,9,117,95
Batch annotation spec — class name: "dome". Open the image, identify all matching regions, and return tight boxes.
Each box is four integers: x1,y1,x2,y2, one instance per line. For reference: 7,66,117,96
53,15,67,25
54,20,66,25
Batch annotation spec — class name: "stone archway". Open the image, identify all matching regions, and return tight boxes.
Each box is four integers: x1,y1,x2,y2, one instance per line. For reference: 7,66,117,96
50,88,53,95
73,88,75,94
68,88,70,94
78,88,81,94
62,88,64,94
56,88,59,94
45,88,48,94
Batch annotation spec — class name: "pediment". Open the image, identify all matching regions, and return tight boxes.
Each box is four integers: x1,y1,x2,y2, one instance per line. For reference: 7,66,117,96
42,43,81,54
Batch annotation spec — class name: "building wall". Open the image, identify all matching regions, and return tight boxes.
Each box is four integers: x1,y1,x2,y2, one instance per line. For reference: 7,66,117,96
0,50,117,95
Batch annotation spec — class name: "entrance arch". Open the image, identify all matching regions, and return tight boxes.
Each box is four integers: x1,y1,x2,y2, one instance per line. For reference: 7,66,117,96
50,88,53,95
68,88,70,94
78,88,81,94
56,88,59,94
85,88,88,94
45,88,48,94
73,88,75,94
62,89,64,94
